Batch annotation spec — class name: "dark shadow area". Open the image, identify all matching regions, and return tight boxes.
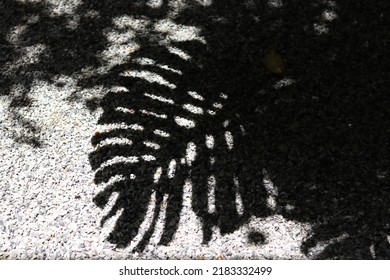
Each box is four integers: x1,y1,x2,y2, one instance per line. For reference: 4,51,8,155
0,0,46,146
2,0,389,259
181,0,389,259
1,0,139,145
251,0,390,259
232,0,389,259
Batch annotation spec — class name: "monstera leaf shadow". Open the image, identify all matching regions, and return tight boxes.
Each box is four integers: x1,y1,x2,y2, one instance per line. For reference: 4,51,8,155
87,28,271,250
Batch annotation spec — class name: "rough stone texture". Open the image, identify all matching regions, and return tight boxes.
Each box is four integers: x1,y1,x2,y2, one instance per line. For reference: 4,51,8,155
0,0,389,259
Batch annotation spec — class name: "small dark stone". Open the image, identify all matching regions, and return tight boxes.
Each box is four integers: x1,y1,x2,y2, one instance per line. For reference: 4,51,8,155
248,231,266,245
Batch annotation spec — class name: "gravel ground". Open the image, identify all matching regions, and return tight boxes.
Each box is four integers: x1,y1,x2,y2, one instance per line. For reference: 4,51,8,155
1,0,389,260
0,80,312,259
0,78,311,260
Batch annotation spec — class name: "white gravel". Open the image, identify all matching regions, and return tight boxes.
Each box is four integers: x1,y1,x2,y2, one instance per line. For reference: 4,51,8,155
0,0,316,260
